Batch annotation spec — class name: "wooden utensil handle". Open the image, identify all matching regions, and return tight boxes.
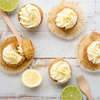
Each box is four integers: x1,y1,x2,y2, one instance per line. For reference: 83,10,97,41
87,92,94,100
0,9,22,43
88,96,94,100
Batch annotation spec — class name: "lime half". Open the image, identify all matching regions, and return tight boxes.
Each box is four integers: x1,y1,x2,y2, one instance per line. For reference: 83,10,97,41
0,0,19,12
61,85,83,100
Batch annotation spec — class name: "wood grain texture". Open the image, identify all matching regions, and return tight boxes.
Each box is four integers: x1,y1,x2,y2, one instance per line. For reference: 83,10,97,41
0,58,100,100
0,0,100,99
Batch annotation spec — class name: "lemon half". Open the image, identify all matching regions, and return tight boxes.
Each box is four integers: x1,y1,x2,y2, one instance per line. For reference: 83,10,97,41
22,69,42,88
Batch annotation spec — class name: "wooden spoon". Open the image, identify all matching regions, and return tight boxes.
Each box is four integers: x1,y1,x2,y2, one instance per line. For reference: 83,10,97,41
0,9,22,44
0,9,35,59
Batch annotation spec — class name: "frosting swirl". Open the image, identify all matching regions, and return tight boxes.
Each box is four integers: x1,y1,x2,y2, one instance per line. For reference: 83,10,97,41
19,4,41,28
3,45,23,64
55,8,77,30
87,41,100,64
50,61,71,83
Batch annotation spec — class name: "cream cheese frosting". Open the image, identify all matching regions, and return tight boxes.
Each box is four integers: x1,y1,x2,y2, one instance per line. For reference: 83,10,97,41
87,41,100,64
18,44,24,56
50,61,71,83
3,45,23,64
55,8,77,30
19,4,41,28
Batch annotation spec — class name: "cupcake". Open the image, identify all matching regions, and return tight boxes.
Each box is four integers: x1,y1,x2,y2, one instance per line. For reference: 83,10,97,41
18,3,43,29
48,59,72,84
47,0,85,39
83,41,100,65
22,38,35,59
77,31,100,71
0,35,33,74
3,44,25,67
55,8,78,30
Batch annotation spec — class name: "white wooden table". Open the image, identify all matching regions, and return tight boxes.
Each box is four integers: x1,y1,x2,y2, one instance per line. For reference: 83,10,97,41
0,0,100,99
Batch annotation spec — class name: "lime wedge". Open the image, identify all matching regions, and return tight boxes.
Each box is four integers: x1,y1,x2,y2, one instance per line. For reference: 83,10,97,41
61,85,83,100
0,0,19,12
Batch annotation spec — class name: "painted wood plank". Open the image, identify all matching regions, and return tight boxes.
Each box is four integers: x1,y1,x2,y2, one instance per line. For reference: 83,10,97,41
0,59,99,99
0,97,100,100
0,0,96,58
0,0,99,99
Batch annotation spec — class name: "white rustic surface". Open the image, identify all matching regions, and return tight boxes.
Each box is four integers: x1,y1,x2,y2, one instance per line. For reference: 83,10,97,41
0,0,100,99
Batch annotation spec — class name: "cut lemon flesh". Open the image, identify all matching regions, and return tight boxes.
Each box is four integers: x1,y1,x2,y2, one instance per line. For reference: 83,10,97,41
22,69,42,88
0,0,19,12
61,85,83,100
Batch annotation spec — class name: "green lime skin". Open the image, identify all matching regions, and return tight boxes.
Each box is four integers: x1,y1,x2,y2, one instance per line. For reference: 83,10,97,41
0,0,19,12
61,85,83,100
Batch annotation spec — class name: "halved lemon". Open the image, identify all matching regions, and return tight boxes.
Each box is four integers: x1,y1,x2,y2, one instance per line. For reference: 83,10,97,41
22,69,42,88
0,0,19,12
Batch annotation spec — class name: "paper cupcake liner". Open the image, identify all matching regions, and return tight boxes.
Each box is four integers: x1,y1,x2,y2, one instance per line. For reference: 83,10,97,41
47,0,85,40
0,35,33,74
77,58,100,73
77,32,100,72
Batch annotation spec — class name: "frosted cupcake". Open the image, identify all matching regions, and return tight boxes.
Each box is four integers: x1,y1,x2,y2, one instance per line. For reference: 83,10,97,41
3,44,25,67
0,35,33,74
48,59,72,84
2,38,35,67
18,3,43,29
77,31,100,71
47,0,85,39
83,41,100,65
55,8,77,30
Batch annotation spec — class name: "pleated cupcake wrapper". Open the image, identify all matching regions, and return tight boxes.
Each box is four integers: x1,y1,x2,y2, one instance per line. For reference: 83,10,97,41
0,35,33,74
77,32,100,72
47,0,85,40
